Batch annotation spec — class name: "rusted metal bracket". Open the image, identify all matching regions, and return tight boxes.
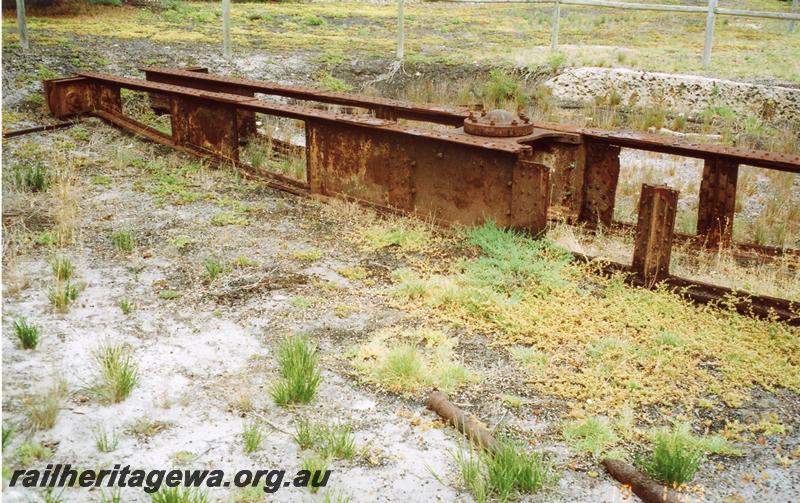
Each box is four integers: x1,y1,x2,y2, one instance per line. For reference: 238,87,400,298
41,69,800,323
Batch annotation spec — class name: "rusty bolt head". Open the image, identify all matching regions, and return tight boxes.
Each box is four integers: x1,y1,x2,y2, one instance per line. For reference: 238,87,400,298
511,120,518,126
490,121,495,126
480,110,487,117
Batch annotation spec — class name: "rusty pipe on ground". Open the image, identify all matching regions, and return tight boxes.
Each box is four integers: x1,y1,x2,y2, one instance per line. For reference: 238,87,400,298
426,390,499,452
602,459,685,503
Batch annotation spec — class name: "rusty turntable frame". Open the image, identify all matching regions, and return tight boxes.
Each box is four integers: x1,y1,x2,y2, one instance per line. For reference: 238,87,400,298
41,67,800,323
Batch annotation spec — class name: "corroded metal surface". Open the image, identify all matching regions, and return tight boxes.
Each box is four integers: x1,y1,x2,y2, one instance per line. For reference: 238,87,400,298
463,109,535,137
633,184,678,285
697,157,739,248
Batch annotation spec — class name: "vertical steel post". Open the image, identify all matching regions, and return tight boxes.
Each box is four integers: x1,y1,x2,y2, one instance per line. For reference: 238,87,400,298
790,0,798,33
16,0,29,50
703,0,717,69
222,0,231,59
697,158,738,248
396,0,405,60
632,184,678,286
551,0,561,51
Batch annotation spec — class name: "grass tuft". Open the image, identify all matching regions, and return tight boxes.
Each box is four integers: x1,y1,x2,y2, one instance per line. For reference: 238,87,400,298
290,248,322,262
119,298,134,315
111,229,135,253
25,384,65,431
640,424,704,486
271,335,322,405
353,329,477,394
362,221,430,252
94,424,120,452
299,456,330,494
151,487,209,503
48,282,79,313
89,344,139,403
204,256,224,281
242,419,264,453
13,317,41,349
563,417,618,459
454,440,558,502
50,255,74,281
16,440,52,465
293,418,355,460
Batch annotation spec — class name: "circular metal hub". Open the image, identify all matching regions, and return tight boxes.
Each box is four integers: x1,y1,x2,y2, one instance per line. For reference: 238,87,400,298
463,109,534,137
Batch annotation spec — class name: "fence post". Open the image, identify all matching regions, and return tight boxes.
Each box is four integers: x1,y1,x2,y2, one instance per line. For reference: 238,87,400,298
791,0,798,33
703,0,717,69
222,0,231,59
551,0,561,51
16,0,28,50
396,0,405,60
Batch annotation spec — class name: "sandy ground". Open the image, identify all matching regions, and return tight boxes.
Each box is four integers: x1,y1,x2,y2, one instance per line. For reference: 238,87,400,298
2,119,799,503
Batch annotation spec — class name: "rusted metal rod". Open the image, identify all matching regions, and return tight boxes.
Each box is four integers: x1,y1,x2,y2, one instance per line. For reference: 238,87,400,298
427,391,500,452
2,121,76,138
602,459,683,503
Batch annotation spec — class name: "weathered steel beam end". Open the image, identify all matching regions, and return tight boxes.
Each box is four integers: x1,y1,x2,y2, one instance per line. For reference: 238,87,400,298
579,141,621,227
697,157,739,248
632,184,679,286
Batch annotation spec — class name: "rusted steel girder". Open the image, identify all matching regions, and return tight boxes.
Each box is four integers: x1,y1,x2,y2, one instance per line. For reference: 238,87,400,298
41,70,800,323
138,68,800,256
46,71,550,235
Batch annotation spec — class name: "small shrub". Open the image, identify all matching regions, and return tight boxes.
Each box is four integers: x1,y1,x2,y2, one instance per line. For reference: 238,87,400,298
641,424,704,486
13,317,41,349
362,223,430,252
111,230,135,253
51,255,74,281
271,335,322,405
242,419,264,453
159,290,181,300
204,257,224,281
302,14,325,26
48,282,79,313
89,344,139,403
